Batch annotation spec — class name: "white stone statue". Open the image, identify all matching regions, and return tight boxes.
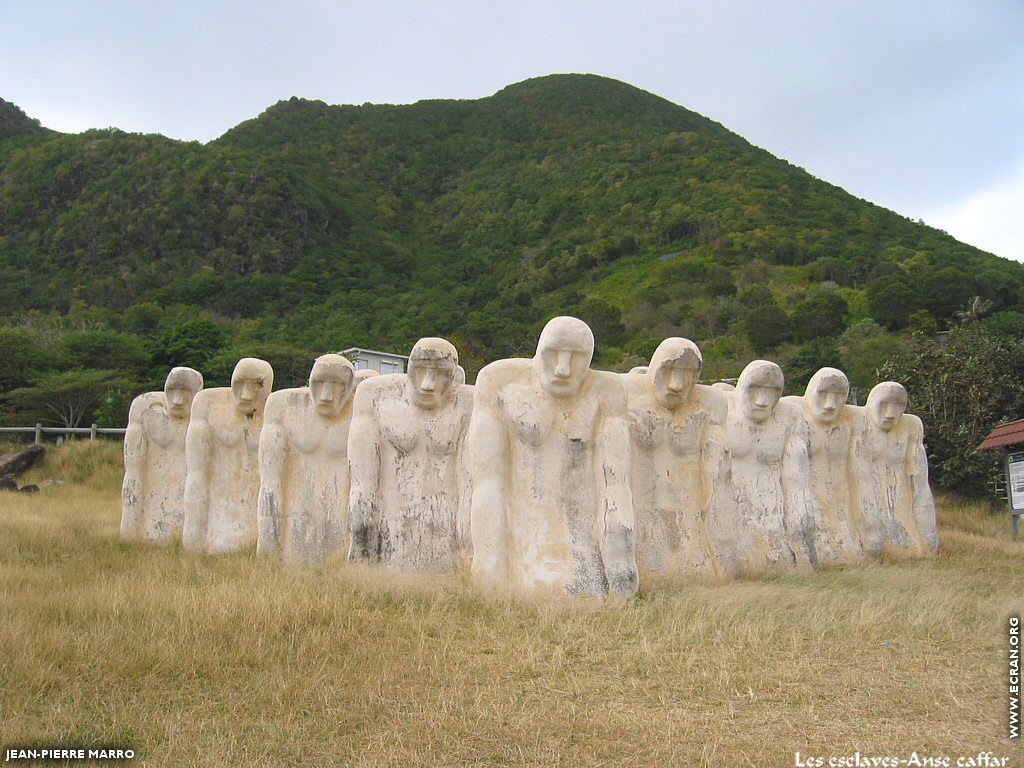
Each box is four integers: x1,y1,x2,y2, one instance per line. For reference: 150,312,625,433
354,369,380,387
722,360,816,573
257,354,355,563
469,316,637,598
347,338,474,572
855,381,938,557
182,357,273,554
781,368,865,564
120,367,203,543
624,338,738,580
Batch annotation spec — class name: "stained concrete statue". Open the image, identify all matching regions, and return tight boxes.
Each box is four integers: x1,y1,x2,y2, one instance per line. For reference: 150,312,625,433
722,360,815,573
120,367,203,543
624,338,738,580
347,338,474,572
856,382,938,557
354,369,380,387
469,316,637,597
257,355,355,563
781,368,865,564
182,358,273,554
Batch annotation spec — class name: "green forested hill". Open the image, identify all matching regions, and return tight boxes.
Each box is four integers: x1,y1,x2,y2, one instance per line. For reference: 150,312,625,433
1,75,1022,434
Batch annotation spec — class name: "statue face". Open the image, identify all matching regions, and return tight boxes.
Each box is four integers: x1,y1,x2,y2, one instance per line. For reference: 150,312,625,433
406,339,459,410
309,359,354,419
231,359,272,416
648,339,701,409
163,367,202,420
738,362,783,423
868,384,907,432
535,317,594,398
806,369,849,426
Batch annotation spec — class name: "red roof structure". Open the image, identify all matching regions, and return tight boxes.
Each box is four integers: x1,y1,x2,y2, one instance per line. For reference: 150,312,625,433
976,419,1024,451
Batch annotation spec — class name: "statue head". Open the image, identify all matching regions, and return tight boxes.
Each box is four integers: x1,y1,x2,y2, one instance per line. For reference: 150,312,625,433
230,358,273,416
406,338,459,410
804,367,850,426
308,354,354,419
737,360,784,423
866,381,908,432
164,367,203,420
354,369,380,390
535,316,594,398
628,366,649,376
647,338,701,409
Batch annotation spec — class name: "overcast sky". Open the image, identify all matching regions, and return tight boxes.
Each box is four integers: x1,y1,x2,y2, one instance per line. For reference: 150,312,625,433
2,0,1022,261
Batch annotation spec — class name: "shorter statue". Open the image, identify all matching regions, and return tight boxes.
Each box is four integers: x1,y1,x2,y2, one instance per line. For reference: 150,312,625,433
856,382,938,557
257,355,355,563
183,358,273,554
624,338,737,581
120,367,203,543
348,338,474,572
469,316,637,598
782,368,864,564
722,360,815,573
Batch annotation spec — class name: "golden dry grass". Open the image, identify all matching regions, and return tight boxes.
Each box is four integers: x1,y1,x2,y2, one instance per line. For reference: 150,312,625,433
1,442,1022,766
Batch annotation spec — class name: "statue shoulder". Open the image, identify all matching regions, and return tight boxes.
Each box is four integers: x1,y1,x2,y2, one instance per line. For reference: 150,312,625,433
590,369,628,409
265,388,307,421
129,391,164,421
475,358,531,394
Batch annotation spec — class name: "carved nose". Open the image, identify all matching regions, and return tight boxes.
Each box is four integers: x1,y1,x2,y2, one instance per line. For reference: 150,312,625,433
554,351,572,379
420,371,435,392
667,373,684,392
319,387,333,402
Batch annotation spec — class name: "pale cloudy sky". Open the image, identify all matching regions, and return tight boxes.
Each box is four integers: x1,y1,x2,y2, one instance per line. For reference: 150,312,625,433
2,0,1022,260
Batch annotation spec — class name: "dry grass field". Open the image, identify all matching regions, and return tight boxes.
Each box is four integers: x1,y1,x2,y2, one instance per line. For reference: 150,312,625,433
1,441,1022,766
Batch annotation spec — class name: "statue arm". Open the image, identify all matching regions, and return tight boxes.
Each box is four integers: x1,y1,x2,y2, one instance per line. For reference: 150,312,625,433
703,424,739,579
597,406,638,597
347,388,382,563
256,400,287,558
467,379,509,587
848,412,881,556
908,416,938,554
781,414,815,568
455,400,474,560
119,399,147,541
182,404,211,553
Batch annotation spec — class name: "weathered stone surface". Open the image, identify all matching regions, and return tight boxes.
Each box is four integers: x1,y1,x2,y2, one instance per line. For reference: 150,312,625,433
348,338,474,572
781,368,865,565
721,360,816,573
120,367,203,544
855,381,938,557
624,338,737,581
469,316,637,597
182,358,273,554
0,445,45,477
0,475,17,492
257,355,355,564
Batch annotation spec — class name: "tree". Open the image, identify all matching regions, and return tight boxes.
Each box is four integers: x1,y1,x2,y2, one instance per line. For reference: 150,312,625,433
149,319,226,380
789,291,848,342
5,369,133,428
956,295,995,325
867,275,920,330
744,305,790,352
880,326,1024,496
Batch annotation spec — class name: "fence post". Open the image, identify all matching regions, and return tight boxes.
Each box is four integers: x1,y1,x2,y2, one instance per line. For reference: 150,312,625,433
90,424,97,441
34,423,42,443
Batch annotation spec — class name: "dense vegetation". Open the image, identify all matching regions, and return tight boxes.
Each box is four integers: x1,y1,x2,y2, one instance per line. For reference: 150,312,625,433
2,75,1022,494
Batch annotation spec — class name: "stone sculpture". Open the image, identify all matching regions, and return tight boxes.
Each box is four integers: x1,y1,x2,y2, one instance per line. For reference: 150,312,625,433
257,355,355,563
469,316,637,597
781,368,865,564
120,367,203,543
722,360,815,573
348,338,474,571
182,358,273,554
624,338,737,580
354,369,380,387
856,382,938,557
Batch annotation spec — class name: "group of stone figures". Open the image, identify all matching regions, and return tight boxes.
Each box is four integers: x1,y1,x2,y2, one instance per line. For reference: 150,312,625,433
120,316,937,598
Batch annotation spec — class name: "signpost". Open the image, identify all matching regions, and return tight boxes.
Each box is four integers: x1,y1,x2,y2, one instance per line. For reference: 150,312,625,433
1005,451,1024,536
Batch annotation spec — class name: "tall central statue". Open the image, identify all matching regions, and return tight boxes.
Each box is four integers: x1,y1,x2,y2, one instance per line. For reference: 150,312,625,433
469,316,637,597
723,360,815,573
257,354,356,564
624,338,737,580
347,338,474,572
183,357,273,554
